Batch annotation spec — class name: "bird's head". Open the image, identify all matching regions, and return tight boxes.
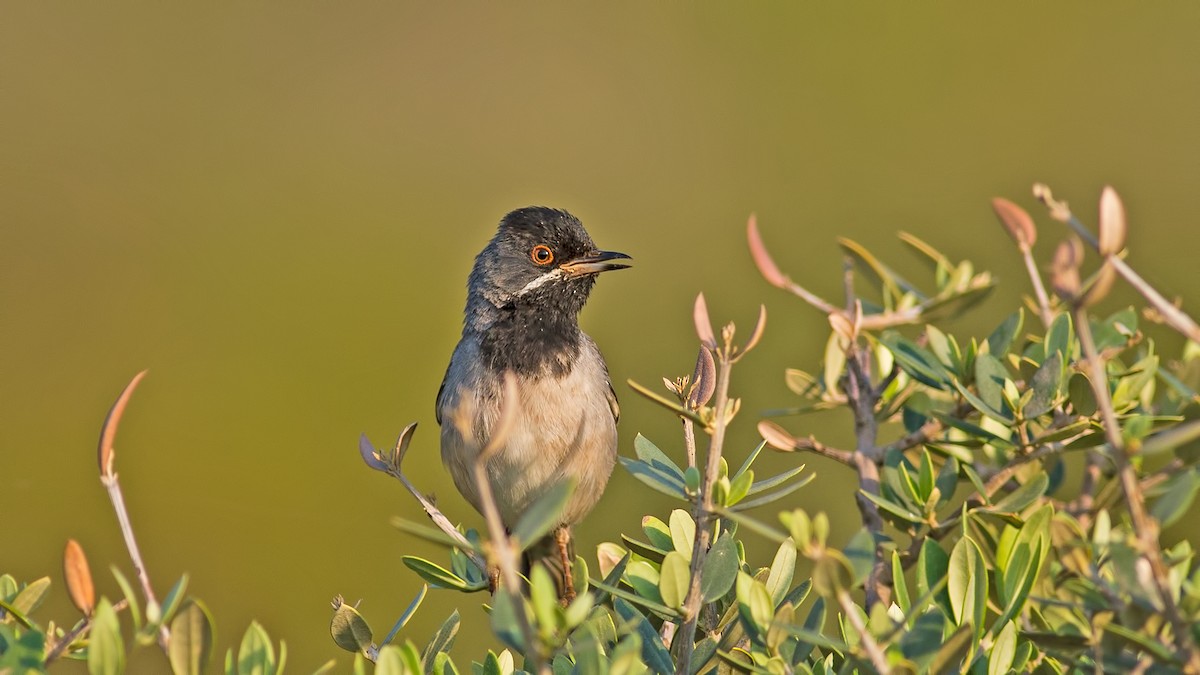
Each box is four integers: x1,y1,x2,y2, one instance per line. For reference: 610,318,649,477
467,207,631,320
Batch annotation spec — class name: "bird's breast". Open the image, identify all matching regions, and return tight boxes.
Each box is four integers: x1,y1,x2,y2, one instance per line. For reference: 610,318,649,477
437,335,618,527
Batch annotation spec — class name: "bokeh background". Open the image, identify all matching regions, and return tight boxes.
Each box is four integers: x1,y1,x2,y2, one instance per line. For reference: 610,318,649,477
4,3,1200,671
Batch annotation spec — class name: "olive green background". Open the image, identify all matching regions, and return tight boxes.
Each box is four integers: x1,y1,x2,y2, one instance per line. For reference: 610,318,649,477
4,3,1199,671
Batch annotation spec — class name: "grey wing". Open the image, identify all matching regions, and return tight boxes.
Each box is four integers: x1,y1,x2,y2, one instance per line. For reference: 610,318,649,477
435,362,452,426
606,380,620,424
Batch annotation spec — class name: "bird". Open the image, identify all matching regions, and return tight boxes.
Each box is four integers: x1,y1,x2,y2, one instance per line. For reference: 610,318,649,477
436,206,631,601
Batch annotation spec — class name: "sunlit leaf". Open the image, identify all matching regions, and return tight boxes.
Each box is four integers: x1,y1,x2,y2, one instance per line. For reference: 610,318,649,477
170,599,215,674
88,597,125,675
658,552,689,610
948,536,987,637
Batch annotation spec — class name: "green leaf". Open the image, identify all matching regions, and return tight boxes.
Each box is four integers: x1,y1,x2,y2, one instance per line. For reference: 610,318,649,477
901,610,946,669
170,599,215,674
954,378,1010,423
158,574,190,627
880,332,952,388
9,577,50,618
727,469,754,506
984,472,1049,515
823,331,848,395
1044,312,1073,363
700,533,739,602
733,440,767,481
374,644,412,675
986,310,1024,358
934,456,959,510
736,572,775,638
917,539,952,619
382,584,427,648
988,620,1017,675
668,509,695,558
859,489,923,525
402,557,485,592
749,465,809,496
625,560,666,607
892,550,911,615
614,598,675,674
641,516,674,551
236,622,276,675
530,565,560,639
618,456,686,498
1025,351,1063,418
730,473,814,511
948,536,987,637
659,552,690,610
621,535,669,564
512,479,574,550
420,611,460,671
634,434,685,481
843,529,875,588
1151,468,1200,528
1104,621,1178,663
765,540,797,606
390,517,480,551
1113,353,1159,410
790,597,829,664
89,597,125,675
489,592,527,654
928,624,974,674
432,652,460,675
974,353,1011,418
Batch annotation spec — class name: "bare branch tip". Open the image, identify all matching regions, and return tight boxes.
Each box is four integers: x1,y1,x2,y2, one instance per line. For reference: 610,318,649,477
1098,185,1127,256
358,433,388,472
98,369,149,479
990,197,1037,249
689,346,716,408
63,539,95,617
740,304,768,356
693,293,717,349
747,214,787,288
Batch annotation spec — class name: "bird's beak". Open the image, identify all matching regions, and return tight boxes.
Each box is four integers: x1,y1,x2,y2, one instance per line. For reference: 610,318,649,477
559,250,633,276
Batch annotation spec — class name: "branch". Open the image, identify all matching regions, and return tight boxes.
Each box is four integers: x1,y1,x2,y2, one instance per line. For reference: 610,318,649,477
96,370,169,652
1072,304,1200,670
359,428,486,573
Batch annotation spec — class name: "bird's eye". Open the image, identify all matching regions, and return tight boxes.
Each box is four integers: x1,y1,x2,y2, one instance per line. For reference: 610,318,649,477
530,245,554,265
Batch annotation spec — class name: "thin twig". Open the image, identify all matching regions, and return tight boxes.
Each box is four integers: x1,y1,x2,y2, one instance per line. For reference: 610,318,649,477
845,347,889,610
675,350,735,673
1073,305,1200,670
837,589,891,674
360,430,487,572
1019,248,1055,328
43,598,131,664
96,371,169,652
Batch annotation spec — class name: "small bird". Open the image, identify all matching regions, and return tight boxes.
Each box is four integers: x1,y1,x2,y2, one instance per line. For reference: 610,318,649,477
436,206,631,600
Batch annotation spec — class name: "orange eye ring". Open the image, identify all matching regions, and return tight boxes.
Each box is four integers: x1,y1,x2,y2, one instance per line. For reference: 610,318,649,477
530,245,554,265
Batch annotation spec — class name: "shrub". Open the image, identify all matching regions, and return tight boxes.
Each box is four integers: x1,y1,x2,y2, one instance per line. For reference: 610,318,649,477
4,184,1199,674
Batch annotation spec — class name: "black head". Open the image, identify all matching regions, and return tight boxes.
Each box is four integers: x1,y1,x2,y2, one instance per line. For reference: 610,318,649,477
465,207,630,329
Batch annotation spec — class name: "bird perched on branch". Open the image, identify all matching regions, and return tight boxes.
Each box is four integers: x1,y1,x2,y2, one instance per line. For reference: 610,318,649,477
436,206,631,601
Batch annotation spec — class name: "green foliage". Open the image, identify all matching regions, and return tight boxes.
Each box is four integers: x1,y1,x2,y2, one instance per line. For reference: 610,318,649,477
6,187,1200,673
319,196,1200,674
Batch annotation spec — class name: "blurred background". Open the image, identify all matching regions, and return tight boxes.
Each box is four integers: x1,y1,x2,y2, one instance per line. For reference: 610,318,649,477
4,3,1199,670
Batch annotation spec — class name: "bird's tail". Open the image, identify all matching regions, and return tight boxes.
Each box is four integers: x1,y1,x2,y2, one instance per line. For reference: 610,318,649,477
522,525,576,603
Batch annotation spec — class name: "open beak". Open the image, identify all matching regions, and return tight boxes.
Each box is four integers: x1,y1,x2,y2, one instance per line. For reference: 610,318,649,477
559,250,633,276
